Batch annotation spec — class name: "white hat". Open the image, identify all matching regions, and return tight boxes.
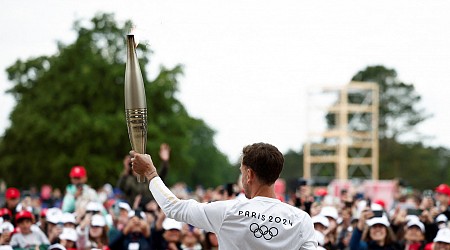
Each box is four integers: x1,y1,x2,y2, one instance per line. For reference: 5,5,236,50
46,208,63,224
406,218,425,233
128,210,146,220
312,215,330,228
162,218,182,231
320,206,338,220
370,203,383,211
314,230,325,246
434,228,450,243
59,228,78,242
0,222,14,233
90,214,106,227
15,204,33,212
86,202,103,212
48,243,66,250
406,215,420,222
118,202,131,212
366,216,390,227
61,213,76,225
436,214,448,223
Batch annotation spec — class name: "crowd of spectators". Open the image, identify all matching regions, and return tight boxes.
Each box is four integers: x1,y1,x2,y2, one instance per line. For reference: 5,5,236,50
0,144,449,249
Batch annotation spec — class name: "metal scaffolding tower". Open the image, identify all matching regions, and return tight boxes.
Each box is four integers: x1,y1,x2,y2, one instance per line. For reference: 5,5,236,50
304,82,379,180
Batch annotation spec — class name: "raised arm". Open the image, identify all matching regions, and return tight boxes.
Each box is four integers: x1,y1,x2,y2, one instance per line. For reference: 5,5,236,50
130,151,230,233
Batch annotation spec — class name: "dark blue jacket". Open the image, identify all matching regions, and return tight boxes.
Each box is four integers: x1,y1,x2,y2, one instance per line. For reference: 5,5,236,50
349,227,400,250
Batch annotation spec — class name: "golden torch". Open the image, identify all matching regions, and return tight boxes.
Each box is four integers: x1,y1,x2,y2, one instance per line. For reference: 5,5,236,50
125,34,147,182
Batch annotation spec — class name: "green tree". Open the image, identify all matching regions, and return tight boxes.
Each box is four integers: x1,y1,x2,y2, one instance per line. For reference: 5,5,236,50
351,65,429,140
0,13,234,189
186,119,238,188
326,65,429,140
280,149,303,193
378,139,450,190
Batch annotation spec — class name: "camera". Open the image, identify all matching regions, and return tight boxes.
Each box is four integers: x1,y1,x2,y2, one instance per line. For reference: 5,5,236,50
372,210,383,218
406,208,423,216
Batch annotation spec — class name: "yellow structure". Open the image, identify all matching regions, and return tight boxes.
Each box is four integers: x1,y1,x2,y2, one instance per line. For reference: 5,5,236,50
304,82,379,180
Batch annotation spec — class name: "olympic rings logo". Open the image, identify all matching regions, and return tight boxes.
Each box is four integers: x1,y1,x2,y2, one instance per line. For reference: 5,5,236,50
249,223,279,240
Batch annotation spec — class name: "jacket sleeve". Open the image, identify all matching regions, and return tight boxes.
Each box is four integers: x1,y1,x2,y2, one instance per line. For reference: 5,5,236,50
349,227,367,250
62,188,76,212
149,177,233,233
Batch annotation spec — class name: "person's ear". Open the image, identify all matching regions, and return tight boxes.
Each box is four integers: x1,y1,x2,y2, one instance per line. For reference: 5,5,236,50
246,168,254,183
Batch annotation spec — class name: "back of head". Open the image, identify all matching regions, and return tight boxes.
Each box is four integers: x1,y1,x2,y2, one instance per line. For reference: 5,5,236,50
242,143,284,185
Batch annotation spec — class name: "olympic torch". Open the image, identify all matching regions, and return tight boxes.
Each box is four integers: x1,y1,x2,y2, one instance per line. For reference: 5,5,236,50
125,34,147,182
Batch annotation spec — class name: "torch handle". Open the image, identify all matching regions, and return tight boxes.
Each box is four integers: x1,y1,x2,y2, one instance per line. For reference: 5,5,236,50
137,175,145,183
126,108,148,182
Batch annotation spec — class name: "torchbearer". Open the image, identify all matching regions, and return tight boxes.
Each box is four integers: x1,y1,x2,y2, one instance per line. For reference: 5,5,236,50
125,33,148,182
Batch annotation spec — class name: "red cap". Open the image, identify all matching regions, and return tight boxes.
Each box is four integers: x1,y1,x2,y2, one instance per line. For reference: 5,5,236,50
15,210,33,222
69,166,87,178
374,199,386,209
435,184,450,196
104,199,116,210
0,208,12,217
315,187,328,197
5,187,20,199
40,208,48,218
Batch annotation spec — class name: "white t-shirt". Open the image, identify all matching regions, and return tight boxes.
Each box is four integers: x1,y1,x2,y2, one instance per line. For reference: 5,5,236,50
149,177,317,250
10,229,50,248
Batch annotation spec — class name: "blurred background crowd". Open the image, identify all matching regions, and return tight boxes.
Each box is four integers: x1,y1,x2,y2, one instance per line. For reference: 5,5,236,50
0,144,449,250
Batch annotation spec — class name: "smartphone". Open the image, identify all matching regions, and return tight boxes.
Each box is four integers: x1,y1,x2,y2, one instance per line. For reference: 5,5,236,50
372,210,383,218
366,198,372,208
407,209,423,216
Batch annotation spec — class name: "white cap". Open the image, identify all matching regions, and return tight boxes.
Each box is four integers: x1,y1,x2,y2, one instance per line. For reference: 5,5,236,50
162,218,182,231
15,204,33,212
128,210,146,220
90,214,106,227
118,202,131,212
86,202,103,212
320,206,338,220
406,215,420,222
434,228,450,243
406,219,425,233
61,213,76,225
46,208,63,224
312,215,330,228
48,243,66,250
314,230,325,246
366,216,390,227
59,228,78,242
371,203,383,211
0,222,14,233
436,214,448,223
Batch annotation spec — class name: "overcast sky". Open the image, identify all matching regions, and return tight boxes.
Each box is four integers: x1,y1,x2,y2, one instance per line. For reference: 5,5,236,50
1,0,449,162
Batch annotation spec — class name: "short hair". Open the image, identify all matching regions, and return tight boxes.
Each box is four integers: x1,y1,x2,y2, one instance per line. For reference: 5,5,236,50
241,143,284,185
